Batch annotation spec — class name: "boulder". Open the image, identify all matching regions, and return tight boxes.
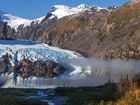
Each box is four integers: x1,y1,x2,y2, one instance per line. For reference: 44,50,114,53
10,59,66,78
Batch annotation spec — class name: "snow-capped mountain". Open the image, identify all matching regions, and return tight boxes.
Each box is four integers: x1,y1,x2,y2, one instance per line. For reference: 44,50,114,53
0,4,108,30
0,11,45,30
49,4,90,19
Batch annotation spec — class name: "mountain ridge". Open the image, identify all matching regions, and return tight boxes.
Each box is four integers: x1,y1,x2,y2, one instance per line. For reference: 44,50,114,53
0,4,112,30
1,1,140,60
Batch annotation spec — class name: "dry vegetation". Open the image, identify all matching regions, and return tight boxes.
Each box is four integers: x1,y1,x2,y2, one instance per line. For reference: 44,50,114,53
55,73,140,105
89,73,140,105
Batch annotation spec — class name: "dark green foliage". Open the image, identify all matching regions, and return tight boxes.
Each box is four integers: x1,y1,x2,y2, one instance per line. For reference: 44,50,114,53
55,86,115,105
0,97,47,105
0,88,47,105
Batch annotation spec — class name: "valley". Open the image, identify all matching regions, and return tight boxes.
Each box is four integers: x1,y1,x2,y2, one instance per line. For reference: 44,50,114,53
0,0,140,105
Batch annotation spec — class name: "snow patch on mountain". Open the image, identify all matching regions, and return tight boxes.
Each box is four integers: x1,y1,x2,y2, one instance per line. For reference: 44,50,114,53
76,4,89,9
49,4,90,19
0,4,108,30
94,6,106,11
49,4,110,19
0,13,30,29
0,11,45,30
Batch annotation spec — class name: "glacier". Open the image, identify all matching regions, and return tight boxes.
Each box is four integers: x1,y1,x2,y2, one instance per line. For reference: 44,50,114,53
0,39,80,66
0,39,82,88
0,40,140,88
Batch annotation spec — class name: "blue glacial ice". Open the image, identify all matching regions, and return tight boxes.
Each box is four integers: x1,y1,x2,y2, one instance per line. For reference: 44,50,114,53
17,48,72,63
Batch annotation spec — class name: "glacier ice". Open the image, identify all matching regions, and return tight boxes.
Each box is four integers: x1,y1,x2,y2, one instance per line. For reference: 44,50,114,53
0,40,80,66
1,40,140,88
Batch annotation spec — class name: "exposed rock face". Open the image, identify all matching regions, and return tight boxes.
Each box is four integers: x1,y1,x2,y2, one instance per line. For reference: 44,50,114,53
15,17,59,41
0,1,140,60
42,1,140,60
0,21,15,39
0,53,10,73
10,59,66,78
0,54,65,78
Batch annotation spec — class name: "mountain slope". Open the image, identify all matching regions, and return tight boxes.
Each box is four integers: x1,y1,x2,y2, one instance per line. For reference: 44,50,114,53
0,4,88,30
0,11,45,30
41,1,140,60
0,11,31,30
1,2,140,60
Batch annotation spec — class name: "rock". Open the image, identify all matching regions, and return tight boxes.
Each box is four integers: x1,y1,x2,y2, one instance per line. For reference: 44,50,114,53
122,51,127,56
10,60,66,78
129,51,134,57
0,54,10,74
138,46,140,51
